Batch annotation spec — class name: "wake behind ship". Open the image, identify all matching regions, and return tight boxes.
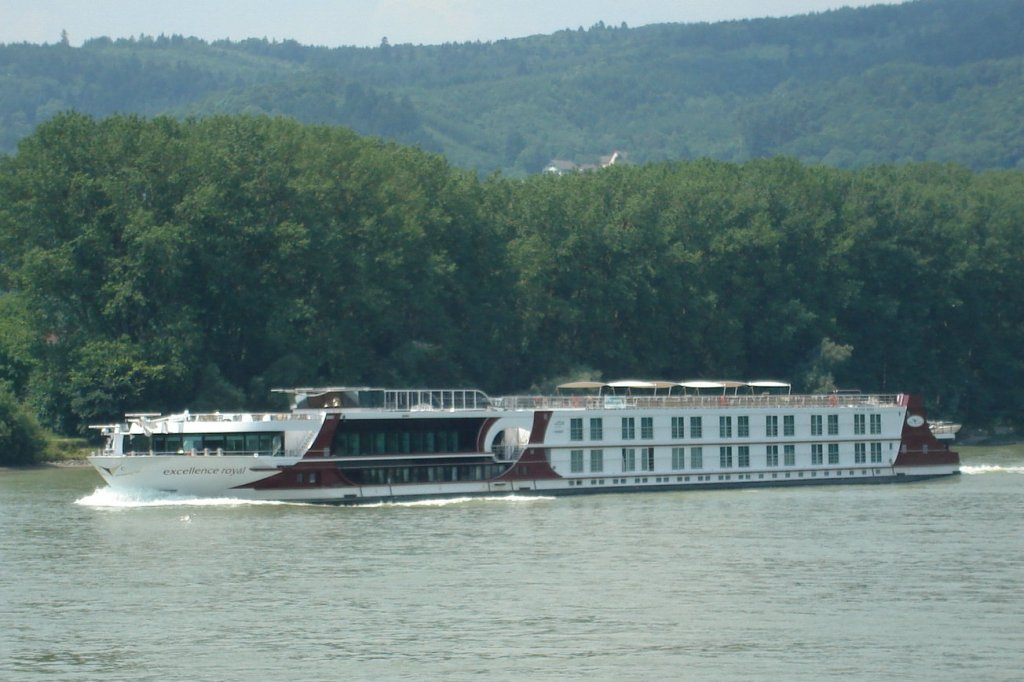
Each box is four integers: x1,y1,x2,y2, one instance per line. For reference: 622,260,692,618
89,381,959,503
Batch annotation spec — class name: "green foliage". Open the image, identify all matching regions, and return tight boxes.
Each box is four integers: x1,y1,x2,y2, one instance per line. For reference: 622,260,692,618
66,337,168,427
0,386,48,466
801,338,854,394
0,294,37,395
1,0,1023,173
0,113,1022,434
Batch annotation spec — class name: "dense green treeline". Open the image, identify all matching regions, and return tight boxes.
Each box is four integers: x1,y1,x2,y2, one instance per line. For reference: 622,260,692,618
1,113,1022,458
1,0,1023,173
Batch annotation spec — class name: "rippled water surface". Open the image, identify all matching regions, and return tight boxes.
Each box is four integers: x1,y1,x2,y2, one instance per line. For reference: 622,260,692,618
2,446,1022,681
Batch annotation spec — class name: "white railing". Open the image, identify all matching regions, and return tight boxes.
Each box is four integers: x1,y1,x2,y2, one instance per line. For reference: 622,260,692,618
383,388,492,411
491,393,900,411
105,448,303,458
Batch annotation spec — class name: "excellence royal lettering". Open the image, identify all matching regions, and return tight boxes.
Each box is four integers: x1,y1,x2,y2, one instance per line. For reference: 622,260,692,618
163,467,248,476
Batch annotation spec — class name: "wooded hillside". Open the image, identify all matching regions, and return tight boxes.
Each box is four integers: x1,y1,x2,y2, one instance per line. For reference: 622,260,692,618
0,0,1022,174
2,114,1021,440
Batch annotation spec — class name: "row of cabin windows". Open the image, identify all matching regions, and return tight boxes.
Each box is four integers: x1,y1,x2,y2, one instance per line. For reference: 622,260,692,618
134,432,283,455
567,442,886,473
334,429,462,456
345,463,507,485
568,413,884,442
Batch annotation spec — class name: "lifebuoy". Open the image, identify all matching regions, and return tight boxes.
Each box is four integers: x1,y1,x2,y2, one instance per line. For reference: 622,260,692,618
829,394,838,406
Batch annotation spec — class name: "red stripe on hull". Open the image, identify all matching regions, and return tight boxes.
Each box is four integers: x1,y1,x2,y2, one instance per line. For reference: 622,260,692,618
895,394,959,469
496,410,561,481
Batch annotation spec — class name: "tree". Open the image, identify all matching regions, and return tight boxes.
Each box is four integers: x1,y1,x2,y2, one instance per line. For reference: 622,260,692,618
0,387,48,466
800,338,854,394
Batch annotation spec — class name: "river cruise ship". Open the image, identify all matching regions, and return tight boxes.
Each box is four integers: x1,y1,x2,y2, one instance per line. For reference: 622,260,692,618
89,381,959,503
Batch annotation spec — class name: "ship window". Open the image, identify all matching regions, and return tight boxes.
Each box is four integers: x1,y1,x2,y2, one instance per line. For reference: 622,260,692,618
621,448,636,472
589,418,603,440
622,418,636,440
855,443,866,463
641,447,655,471
150,432,284,455
737,416,749,437
766,445,779,467
870,414,882,434
828,443,839,464
641,417,654,439
691,447,703,469
570,450,584,473
671,416,685,438
783,415,795,436
738,446,750,468
784,445,795,466
570,418,584,441
719,446,733,468
126,435,152,454
854,414,866,435
590,449,604,472
690,416,702,438
870,442,882,463
719,416,732,438
672,447,685,470
248,434,273,454
811,415,823,436
828,414,839,436
765,415,778,437
332,418,482,457
811,444,823,465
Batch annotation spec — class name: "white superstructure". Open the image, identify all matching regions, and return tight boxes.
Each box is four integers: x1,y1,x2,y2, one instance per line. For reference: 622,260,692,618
89,381,960,503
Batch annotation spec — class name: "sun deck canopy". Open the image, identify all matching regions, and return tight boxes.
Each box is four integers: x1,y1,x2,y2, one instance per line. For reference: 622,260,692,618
559,379,792,395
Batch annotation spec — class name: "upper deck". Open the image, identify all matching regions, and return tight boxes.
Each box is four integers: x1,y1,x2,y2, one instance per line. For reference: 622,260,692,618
492,392,901,411
276,383,902,414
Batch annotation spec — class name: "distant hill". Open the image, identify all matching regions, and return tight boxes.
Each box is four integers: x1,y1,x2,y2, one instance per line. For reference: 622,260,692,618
1,0,1022,174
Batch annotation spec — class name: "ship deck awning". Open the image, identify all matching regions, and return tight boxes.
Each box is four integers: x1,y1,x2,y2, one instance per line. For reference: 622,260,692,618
556,381,606,391
746,380,792,394
677,380,745,393
552,378,793,396
558,379,681,395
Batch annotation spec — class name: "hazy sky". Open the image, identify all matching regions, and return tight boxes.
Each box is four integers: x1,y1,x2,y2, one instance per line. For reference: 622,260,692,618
1,1,902,48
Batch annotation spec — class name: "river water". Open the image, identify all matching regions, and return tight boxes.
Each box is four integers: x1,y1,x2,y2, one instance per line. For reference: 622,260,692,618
1,445,1022,681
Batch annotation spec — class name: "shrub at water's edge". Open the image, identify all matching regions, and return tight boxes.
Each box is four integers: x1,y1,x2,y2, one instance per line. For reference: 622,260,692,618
0,387,49,466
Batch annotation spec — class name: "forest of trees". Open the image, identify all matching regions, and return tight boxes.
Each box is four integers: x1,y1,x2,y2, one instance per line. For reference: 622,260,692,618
1,113,1022,465
0,0,1022,174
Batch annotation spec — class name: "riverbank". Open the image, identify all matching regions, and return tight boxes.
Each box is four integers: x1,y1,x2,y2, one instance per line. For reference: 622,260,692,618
958,427,1020,446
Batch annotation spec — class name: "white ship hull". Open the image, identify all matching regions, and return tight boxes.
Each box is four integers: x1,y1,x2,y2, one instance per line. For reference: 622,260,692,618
88,384,960,504
90,454,301,496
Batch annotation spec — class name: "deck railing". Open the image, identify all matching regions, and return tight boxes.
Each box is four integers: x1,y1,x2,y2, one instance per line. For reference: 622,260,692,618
490,393,901,411
383,388,492,411
99,448,303,458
